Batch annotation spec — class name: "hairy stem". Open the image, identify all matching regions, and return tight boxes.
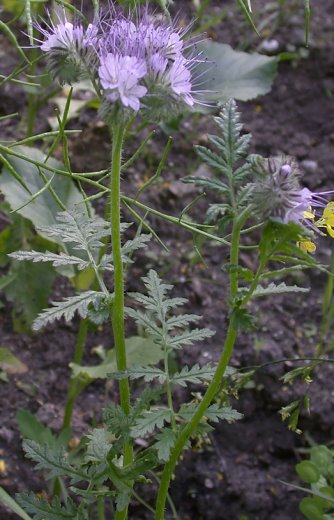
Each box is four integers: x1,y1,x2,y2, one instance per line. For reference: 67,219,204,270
109,122,133,520
155,209,250,519
155,322,237,519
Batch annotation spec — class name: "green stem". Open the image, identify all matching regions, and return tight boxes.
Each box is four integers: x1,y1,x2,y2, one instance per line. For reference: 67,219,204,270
97,495,105,520
240,262,265,307
317,241,334,354
229,207,252,299
26,48,37,138
62,319,88,430
155,321,237,520
164,344,176,431
155,209,249,519
109,122,133,520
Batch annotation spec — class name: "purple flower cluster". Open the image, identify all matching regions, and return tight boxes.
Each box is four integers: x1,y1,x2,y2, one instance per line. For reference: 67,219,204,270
35,6,207,115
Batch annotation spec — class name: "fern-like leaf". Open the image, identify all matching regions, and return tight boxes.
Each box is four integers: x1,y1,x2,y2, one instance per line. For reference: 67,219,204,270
125,308,162,337
178,403,243,424
205,204,229,224
121,234,151,263
171,363,216,387
183,176,229,194
103,405,132,440
251,282,309,298
130,408,172,437
15,494,80,520
112,366,166,383
22,440,87,483
153,428,176,462
213,99,250,166
37,208,110,253
85,428,113,463
167,327,215,350
193,145,228,172
9,250,89,270
33,291,107,330
166,313,201,330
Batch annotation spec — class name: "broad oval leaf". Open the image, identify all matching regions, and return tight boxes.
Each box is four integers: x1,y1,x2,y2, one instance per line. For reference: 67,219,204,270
195,42,278,112
1,146,84,245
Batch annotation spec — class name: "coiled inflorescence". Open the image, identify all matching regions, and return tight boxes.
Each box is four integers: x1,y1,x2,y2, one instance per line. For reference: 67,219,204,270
249,156,334,241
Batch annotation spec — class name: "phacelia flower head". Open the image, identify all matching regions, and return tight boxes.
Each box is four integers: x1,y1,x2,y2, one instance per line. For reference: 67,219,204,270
249,156,334,230
34,10,99,84
34,4,211,117
96,5,209,116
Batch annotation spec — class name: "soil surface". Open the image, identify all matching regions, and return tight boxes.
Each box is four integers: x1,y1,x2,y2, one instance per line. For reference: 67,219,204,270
1,1,334,519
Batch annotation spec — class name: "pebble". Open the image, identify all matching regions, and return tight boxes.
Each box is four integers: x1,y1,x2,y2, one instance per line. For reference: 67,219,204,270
204,477,214,489
0,427,14,443
259,39,280,55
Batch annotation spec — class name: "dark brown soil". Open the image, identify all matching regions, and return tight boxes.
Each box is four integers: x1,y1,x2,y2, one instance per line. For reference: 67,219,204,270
1,1,334,519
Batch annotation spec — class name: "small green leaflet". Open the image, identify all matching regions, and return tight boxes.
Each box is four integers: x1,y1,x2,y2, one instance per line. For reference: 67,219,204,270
9,250,90,270
130,408,172,438
167,328,215,350
22,440,87,483
112,366,166,383
15,494,80,520
36,209,109,253
153,428,176,462
171,363,216,387
112,364,216,387
103,405,131,440
32,291,107,330
178,404,243,424
85,428,113,463
166,313,201,329
183,175,230,194
191,146,228,173
251,282,309,297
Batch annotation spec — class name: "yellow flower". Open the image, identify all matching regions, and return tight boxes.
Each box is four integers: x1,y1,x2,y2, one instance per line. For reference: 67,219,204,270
297,239,316,253
315,202,334,238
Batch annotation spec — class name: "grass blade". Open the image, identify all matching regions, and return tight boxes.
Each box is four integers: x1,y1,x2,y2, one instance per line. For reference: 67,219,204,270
0,487,33,520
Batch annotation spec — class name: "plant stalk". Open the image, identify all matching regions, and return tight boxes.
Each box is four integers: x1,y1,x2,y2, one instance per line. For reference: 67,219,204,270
109,122,133,520
155,210,248,519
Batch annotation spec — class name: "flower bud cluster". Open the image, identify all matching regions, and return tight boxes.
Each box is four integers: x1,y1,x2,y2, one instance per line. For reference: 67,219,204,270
35,5,208,118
